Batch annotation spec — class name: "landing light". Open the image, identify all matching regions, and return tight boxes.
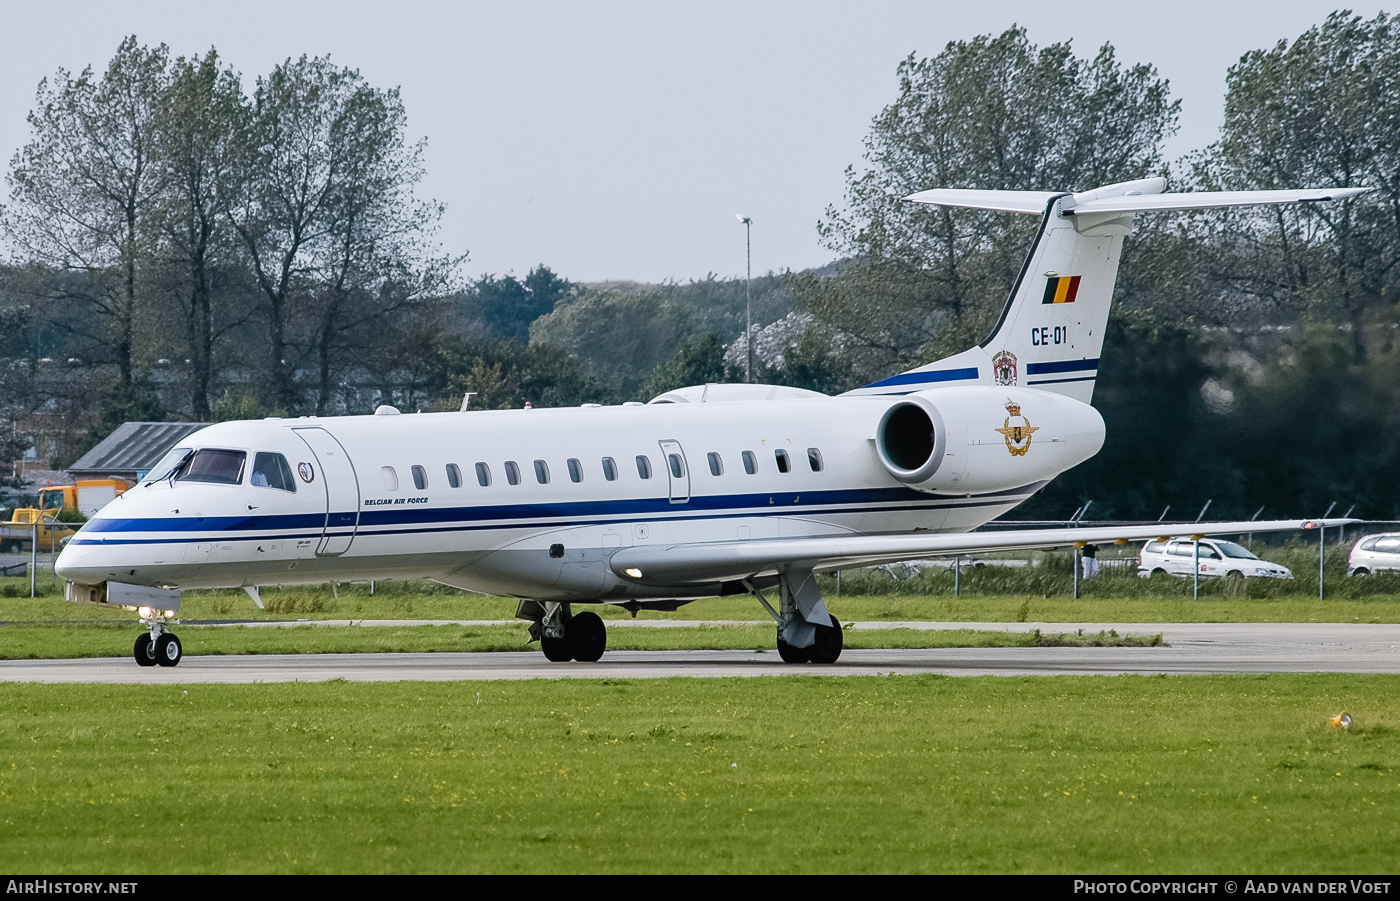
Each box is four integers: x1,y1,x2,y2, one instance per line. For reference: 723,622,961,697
138,607,152,618
624,568,643,579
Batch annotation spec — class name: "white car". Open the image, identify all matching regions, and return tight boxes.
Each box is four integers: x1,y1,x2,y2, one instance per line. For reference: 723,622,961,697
1348,533,1400,576
1138,538,1292,580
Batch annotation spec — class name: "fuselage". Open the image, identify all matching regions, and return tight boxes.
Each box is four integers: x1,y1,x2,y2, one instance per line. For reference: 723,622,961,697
54,386,1103,603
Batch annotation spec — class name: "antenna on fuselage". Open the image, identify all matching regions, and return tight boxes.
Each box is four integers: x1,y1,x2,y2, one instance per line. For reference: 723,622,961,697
460,392,478,412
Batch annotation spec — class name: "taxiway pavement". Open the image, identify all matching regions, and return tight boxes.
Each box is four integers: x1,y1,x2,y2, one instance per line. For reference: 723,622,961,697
0,621,1395,683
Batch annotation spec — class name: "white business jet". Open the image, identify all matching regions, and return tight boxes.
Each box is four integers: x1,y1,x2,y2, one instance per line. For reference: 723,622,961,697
55,177,1364,667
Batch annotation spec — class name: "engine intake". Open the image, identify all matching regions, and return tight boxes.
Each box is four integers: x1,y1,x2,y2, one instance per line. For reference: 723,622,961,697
876,396,947,484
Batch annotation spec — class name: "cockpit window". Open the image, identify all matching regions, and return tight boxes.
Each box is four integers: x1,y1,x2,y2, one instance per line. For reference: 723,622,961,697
177,449,247,484
250,453,296,492
145,447,193,484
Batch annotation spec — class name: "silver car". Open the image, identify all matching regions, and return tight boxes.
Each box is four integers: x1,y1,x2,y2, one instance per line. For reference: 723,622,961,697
1348,533,1400,576
1138,538,1292,580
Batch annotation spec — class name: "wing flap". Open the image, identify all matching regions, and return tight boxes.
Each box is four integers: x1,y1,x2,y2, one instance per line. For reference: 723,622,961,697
610,519,1356,585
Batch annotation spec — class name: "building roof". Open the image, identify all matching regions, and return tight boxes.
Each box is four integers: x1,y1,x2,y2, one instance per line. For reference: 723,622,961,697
67,422,209,480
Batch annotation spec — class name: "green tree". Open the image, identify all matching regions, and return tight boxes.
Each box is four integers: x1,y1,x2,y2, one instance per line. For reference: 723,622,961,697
528,288,693,398
459,266,571,341
436,338,609,411
3,37,172,393
642,334,734,398
1190,11,1400,338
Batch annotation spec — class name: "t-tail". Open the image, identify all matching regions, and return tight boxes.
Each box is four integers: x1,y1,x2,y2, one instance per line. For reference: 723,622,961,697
843,177,1367,404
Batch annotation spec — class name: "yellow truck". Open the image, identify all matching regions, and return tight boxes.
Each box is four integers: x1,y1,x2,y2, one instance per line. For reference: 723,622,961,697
38,479,131,517
0,507,76,554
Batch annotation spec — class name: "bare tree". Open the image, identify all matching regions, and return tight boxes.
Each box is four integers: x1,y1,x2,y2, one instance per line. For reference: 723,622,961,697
225,56,455,414
150,49,257,420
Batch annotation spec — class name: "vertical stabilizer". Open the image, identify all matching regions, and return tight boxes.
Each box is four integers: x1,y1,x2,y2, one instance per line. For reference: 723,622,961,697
844,177,1165,403
845,178,1365,404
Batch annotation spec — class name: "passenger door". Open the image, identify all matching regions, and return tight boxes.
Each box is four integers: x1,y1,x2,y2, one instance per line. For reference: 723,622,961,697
293,427,361,556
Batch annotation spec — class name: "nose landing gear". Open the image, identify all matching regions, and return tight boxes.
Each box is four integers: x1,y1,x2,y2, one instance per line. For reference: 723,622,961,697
133,610,183,667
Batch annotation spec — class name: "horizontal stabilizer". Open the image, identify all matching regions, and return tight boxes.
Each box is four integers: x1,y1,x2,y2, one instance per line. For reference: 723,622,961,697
904,184,1370,215
610,519,1358,586
1067,187,1370,214
903,189,1063,214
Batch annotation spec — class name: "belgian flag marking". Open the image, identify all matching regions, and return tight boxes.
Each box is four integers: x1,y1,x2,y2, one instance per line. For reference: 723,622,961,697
1041,275,1081,304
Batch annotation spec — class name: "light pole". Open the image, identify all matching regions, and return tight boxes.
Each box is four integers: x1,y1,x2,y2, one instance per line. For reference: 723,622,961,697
735,214,752,382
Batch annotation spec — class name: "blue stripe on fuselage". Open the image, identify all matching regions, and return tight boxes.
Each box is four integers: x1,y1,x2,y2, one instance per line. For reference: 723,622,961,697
71,482,1048,545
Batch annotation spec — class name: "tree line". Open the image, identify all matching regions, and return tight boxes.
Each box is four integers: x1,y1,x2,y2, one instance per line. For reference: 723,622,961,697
5,14,1400,522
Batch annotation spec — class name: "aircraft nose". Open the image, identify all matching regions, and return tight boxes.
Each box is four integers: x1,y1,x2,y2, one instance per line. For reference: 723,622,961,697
54,541,101,585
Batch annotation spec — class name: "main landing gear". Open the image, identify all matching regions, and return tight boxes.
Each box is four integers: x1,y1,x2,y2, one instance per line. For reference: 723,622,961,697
133,611,182,667
776,617,844,664
520,601,608,663
752,567,844,664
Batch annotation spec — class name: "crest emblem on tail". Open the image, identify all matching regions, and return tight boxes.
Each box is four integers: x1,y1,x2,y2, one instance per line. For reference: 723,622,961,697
992,350,1018,386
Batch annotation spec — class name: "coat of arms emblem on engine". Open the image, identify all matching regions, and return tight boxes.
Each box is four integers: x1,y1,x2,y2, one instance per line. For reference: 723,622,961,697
995,399,1038,456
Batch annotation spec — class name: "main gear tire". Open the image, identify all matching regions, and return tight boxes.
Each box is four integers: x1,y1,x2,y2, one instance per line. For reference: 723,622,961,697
541,635,572,662
809,617,844,664
776,635,811,663
567,611,607,663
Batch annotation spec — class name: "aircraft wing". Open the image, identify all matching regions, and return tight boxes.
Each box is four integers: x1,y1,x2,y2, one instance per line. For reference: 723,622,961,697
609,518,1357,585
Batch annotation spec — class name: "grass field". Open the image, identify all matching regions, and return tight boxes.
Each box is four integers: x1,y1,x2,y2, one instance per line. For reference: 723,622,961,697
0,675,1395,873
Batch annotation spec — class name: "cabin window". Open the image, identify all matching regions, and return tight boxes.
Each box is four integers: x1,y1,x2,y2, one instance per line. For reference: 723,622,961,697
475,462,491,487
668,453,685,479
411,465,428,490
567,458,583,483
601,457,618,481
177,449,246,485
381,466,399,491
534,460,550,484
775,449,791,473
807,448,824,472
505,461,521,486
636,455,653,479
707,452,723,476
742,450,757,475
251,453,296,492
446,463,462,488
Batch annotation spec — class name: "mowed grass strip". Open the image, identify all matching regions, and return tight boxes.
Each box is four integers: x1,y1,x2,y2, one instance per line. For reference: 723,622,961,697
0,675,1395,874
0,623,1160,660
6,577,1400,624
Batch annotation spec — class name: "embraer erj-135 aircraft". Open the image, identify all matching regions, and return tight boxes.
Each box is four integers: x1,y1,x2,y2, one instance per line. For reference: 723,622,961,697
55,177,1364,668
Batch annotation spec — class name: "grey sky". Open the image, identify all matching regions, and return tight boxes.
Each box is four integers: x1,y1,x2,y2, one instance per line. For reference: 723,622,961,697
0,1,1384,284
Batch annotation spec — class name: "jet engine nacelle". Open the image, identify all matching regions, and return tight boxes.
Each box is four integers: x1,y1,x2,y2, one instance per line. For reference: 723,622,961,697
875,386,1105,494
